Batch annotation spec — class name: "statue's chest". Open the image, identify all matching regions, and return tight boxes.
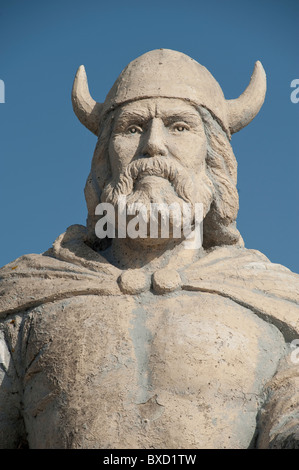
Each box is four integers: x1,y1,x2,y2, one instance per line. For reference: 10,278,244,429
23,291,285,448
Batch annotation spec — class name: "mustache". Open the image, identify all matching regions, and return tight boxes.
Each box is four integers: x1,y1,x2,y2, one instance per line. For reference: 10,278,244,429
101,156,194,205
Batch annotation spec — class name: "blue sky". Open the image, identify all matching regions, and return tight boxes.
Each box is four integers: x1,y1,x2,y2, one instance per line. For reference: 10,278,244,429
0,0,298,272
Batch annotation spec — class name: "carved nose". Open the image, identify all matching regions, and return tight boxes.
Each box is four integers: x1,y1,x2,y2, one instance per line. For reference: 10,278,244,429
142,118,167,158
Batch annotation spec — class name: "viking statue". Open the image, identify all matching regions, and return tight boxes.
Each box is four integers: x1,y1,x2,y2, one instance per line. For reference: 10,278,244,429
1,49,299,449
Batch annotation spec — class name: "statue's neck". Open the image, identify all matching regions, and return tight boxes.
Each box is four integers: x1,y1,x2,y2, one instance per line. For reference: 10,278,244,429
100,236,205,272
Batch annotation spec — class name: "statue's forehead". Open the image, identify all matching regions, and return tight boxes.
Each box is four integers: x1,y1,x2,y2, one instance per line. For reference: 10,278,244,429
114,97,201,121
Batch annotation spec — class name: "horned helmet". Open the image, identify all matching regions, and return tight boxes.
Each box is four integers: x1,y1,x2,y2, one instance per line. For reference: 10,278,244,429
71,48,266,140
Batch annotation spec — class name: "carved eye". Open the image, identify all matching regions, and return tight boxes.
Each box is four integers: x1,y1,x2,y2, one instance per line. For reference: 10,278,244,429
127,125,142,134
173,123,189,132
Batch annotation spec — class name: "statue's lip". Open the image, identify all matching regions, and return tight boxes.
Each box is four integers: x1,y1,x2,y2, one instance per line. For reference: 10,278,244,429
134,173,173,187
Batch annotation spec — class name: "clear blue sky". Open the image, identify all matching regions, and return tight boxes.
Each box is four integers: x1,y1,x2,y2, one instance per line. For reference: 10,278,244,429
0,0,298,272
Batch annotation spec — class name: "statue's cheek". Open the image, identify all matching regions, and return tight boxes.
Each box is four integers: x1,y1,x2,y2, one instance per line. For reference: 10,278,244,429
168,133,207,170
109,135,139,174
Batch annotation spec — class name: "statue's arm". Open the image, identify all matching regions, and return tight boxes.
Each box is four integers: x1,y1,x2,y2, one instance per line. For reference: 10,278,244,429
257,345,299,449
0,327,25,448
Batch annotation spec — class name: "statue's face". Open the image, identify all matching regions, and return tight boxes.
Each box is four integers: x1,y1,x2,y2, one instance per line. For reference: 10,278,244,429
101,97,214,246
108,97,207,179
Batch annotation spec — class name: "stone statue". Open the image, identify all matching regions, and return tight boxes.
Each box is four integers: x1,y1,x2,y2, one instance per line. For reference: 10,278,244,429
1,49,299,449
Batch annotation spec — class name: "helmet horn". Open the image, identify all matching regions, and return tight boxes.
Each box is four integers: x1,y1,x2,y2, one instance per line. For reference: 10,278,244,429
227,61,266,135
72,65,103,136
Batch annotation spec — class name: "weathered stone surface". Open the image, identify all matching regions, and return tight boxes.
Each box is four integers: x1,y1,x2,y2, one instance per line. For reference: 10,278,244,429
0,49,298,449
119,269,150,295
152,268,182,294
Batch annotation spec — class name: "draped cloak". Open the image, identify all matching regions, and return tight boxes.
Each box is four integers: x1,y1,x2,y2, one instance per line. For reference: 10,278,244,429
1,225,299,448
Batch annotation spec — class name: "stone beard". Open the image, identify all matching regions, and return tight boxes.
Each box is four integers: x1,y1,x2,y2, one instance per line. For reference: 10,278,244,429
1,49,299,450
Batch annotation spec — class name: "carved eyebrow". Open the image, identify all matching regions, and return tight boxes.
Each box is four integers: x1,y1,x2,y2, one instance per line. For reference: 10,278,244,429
113,109,201,130
115,110,150,124
162,112,201,124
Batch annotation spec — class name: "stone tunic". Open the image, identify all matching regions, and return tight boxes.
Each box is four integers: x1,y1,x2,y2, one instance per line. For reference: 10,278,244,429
1,225,299,449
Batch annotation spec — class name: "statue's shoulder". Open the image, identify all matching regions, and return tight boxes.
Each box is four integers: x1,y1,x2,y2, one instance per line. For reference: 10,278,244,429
181,245,299,341
0,225,121,319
